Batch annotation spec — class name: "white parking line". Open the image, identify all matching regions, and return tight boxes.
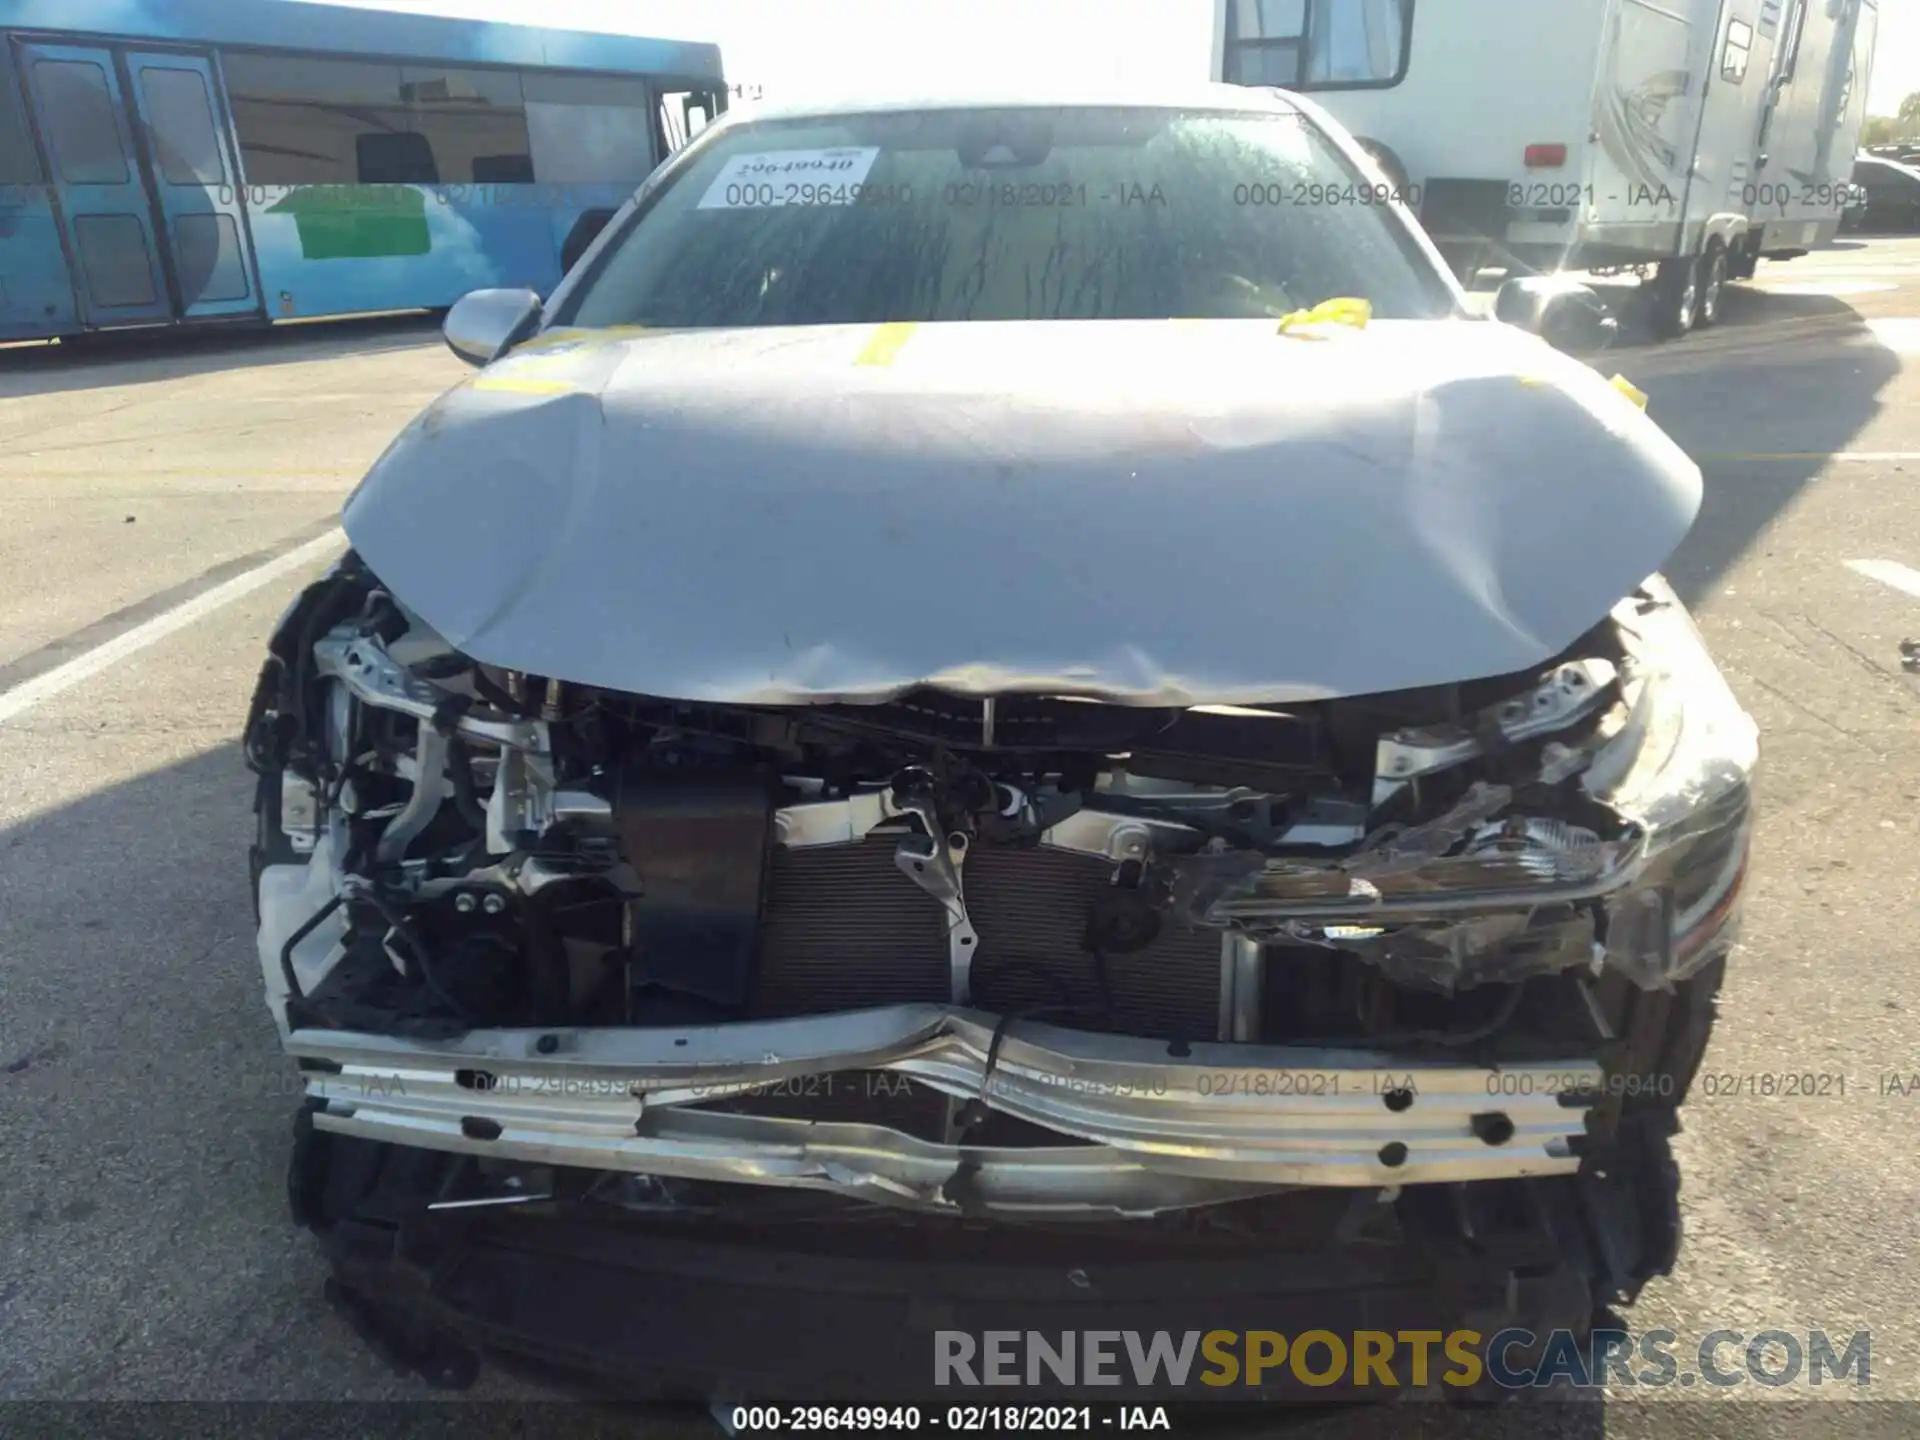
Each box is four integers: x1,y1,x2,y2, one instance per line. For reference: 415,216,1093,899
0,529,344,725
1700,452,1920,462
1757,280,1899,296
1845,558,1920,601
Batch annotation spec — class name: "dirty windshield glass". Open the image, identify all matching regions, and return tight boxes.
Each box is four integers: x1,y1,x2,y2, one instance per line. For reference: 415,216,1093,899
561,106,1454,327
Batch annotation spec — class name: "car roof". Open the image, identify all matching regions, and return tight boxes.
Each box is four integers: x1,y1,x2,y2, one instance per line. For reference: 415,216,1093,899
1858,155,1920,182
725,84,1308,126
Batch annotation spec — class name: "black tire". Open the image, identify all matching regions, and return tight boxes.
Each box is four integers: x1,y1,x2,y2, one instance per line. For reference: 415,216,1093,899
1443,243,1490,288
1353,137,1412,197
1648,255,1697,340
1577,956,1726,1304
1727,233,1760,279
1694,244,1728,328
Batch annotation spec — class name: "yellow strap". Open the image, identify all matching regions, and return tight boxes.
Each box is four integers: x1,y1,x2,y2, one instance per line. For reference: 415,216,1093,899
1609,374,1648,410
1277,296,1371,337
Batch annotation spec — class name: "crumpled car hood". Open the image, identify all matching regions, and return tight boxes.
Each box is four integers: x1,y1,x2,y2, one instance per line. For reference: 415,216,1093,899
343,318,1700,706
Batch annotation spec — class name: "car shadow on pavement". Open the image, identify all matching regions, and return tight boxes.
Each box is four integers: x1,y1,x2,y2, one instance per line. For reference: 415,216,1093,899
0,311,444,399
1600,295,1899,612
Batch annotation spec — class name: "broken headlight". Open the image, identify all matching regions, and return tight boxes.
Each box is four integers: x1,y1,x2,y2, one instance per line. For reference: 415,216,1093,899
1583,576,1757,982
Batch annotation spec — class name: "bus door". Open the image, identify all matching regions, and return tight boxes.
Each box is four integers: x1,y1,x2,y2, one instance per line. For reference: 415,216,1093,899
121,50,259,319
654,84,726,157
13,39,260,327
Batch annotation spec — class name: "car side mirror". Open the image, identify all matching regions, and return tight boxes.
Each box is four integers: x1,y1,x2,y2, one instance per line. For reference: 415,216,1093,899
443,287,542,367
1494,275,1617,355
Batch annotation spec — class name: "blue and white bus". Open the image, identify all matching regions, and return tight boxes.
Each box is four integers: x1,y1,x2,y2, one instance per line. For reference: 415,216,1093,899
0,0,725,340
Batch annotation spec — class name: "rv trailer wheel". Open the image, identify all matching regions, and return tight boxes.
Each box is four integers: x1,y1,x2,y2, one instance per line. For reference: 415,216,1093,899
1695,245,1727,328
1649,257,1697,340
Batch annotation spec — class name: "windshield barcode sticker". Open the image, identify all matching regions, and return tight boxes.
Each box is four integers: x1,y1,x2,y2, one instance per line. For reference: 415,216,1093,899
697,148,882,209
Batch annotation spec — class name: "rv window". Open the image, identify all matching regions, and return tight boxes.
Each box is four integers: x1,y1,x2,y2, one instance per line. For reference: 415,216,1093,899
1721,20,1753,84
1304,0,1413,86
0,44,41,185
1223,0,1413,90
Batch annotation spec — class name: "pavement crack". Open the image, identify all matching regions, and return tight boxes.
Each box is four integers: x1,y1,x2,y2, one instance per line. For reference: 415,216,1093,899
1735,669,1881,752
1792,611,1915,693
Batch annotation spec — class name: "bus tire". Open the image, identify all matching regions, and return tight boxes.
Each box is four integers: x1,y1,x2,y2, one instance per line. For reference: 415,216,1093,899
1649,256,1697,340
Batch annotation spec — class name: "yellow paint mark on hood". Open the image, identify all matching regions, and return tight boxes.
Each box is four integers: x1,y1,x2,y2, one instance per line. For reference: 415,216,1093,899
1277,297,1371,337
471,375,579,395
513,323,653,354
856,322,918,366
1609,374,1648,410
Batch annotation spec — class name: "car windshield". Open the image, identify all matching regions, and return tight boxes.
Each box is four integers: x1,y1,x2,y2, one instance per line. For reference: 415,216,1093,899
560,105,1457,328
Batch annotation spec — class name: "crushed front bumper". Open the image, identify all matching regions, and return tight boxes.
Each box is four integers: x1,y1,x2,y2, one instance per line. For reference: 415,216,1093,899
292,1005,1599,1217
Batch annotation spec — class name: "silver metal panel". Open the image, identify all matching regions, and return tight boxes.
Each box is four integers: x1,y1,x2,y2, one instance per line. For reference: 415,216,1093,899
343,317,1701,707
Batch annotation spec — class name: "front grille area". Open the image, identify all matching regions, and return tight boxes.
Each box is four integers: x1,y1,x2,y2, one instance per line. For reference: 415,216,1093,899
752,838,950,1017
966,846,1222,1041
750,838,1223,1041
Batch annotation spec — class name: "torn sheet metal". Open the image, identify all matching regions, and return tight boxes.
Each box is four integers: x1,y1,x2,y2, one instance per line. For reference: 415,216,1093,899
343,317,1702,707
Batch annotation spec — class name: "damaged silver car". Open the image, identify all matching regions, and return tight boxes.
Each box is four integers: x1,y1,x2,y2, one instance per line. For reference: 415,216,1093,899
245,89,1754,1398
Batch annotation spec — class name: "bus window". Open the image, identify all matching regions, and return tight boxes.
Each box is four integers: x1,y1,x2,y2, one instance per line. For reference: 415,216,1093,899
140,65,227,186
223,53,411,184
33,59,131,184
399,65,532,183
226,53,535,185
522,73,658,184
0,44,42,184
355,131,437,184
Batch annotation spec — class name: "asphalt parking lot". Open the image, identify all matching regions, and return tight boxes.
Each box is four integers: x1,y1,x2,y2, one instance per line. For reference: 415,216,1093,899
4,240,1920,1438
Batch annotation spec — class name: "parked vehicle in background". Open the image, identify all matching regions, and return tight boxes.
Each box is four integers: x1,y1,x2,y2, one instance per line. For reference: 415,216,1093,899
0,0,724,342
245,87,1753,1398
1849,155,1920,232
1840,175,1869,231
1209,0,1878,340
1743,0,1879,264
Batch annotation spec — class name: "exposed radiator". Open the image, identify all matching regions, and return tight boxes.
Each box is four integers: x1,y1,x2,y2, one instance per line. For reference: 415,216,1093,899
751,838,1222,1041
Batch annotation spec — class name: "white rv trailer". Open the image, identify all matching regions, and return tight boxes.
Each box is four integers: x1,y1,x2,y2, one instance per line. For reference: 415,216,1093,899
1746,0,1879,260
1209,0,1879,339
